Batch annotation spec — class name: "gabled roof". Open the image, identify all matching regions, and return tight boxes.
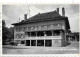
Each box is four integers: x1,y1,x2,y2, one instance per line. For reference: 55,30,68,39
28,11,61,20
12,10,70,29
12,11,61,25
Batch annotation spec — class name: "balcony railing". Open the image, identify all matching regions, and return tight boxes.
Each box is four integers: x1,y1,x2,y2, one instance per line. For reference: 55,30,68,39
14,36,61,40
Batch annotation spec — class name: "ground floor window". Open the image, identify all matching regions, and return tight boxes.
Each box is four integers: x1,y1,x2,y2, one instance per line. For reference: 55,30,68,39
19,40,52,47
21,40,25,44
45,40,52,47
37,40,44,46
31,40,36,46
26,40,30,46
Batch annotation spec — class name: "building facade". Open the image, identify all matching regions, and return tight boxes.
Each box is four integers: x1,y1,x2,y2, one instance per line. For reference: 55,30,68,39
68,32,79,41
12,7,70,47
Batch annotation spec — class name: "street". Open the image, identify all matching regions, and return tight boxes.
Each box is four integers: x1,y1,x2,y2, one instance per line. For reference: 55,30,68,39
3,41,79,54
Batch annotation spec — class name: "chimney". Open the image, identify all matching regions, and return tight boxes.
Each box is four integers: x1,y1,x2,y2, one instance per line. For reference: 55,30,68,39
38,13,40,16
56,8,59,14
62,7,65,16
24,14,27,20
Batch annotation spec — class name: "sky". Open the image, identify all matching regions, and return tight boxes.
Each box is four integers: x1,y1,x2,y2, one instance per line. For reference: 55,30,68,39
2,4,79,32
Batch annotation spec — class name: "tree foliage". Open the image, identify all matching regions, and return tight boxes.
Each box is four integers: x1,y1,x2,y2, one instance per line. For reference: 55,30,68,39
2,20,14,45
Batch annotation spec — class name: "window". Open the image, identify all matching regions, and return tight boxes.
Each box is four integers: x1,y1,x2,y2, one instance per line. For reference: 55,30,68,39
37,40,44,46
18,34,21,38
28,27,31,31
38,26,41,30
21,34,23,38
19,28,21,32
26,40,30,46
45,40,52,47
23,27,27,31
16,28,19,32
31,26,35,31
44,25,47,30
20,28,23,31
21,40,25,44
16,34,19,38
16,34,24,38
16,28,18,32
27,32,31,37
42,25,47,30
37,31,44,36
31,32,36,37
53,24,58,29
47,25,50,30
53,30,60,36
50,25,53,29
45,31,52,36
31,40,36,46
57,23,62,29
35,26,37,31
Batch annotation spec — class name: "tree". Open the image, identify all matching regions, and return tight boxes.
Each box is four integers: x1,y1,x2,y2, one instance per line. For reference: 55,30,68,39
9,27,14,42
2,20,6,27
2,20,11,45
67,29,71,33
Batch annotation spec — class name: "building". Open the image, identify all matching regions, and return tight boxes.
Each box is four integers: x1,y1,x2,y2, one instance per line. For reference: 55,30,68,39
12,7,70,47
68,32,79,41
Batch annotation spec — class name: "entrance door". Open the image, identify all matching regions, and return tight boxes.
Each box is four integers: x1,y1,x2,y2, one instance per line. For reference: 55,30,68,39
26,40,30,46
45,40,52,47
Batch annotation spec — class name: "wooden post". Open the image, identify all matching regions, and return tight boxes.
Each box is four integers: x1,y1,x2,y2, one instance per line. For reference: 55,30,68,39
36,32,37,37
75,36,76,41
36,40,37,46
30,40,31,46
60,30,63,46
30,32,31,37
44,40,45,47
25,40,26,46
51,30,53,36
44,31,46,36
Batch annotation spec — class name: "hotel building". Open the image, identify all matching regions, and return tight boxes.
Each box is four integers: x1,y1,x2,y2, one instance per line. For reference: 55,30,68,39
12,7,70,47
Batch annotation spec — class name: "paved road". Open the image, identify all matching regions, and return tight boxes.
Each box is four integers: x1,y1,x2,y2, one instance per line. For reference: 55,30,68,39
2,41,79,54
